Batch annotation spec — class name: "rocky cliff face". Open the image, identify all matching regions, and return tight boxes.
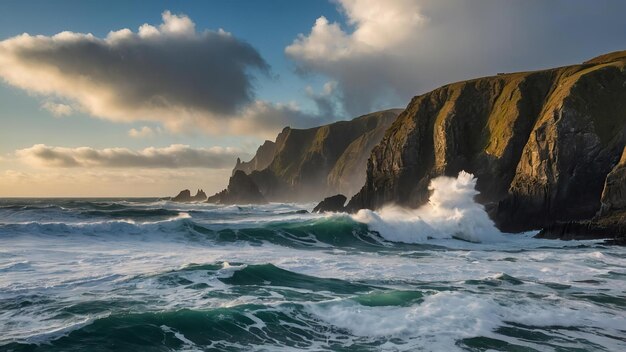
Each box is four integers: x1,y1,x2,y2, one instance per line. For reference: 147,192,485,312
348,51,626,232
600,147,626,215
229,109,400,202
232,140,276,175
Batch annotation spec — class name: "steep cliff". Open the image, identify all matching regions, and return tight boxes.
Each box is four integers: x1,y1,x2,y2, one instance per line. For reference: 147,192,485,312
348,51,626,233
600,147,626,215
232,140,276,175
537,148,626,241
225,109,400,202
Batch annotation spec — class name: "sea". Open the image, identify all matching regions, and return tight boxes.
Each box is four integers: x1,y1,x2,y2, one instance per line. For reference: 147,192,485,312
1,173,625,351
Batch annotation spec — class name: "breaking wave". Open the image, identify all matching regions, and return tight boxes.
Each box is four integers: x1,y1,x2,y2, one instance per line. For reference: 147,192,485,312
352,171,503,243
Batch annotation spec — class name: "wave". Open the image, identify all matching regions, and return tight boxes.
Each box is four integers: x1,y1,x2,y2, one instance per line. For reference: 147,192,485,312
352,171,503,243
79,208,181,219
5,286,625,352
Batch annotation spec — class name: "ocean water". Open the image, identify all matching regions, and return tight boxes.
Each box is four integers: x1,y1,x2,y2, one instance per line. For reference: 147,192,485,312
1,175,625,351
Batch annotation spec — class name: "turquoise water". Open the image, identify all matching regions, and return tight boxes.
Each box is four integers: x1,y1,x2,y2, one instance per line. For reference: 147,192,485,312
0,198,625,351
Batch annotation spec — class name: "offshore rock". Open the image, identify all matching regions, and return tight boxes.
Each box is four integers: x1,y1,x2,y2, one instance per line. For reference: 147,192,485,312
172,189,207,202
207,170,267,205
313,194,347,213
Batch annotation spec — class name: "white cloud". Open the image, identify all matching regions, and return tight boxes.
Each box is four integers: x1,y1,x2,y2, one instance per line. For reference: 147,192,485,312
286,0,425,114
15,144,248,169
0,168,232,197
287,0,626,116
128,126,161,138
41,101,73,117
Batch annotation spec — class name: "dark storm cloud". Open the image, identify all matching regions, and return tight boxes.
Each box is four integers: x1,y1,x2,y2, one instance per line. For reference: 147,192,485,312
0,11,270,132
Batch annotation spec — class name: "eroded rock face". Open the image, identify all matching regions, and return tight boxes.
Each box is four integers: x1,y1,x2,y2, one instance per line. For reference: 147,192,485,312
600,147,626,215
207,170,267,204
347,51,626,232
313,194,347,213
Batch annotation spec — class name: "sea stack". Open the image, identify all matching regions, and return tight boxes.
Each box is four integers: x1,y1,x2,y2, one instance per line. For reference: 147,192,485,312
207,170,267,204
171,189,207,202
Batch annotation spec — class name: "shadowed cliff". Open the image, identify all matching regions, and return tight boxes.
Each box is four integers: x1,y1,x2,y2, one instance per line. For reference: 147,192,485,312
347,50,626,233
209,109,400,203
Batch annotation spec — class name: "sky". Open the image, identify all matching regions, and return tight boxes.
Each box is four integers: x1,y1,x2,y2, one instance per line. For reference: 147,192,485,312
0,0,625,197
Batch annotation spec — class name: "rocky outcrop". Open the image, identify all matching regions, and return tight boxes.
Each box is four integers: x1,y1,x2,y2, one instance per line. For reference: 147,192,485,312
172,189,207,202
347,50,626,235
313,194,347,213
599,147,626,215
232,140,276,175
222,109,400,203
207,170,267,204
537,147,626,241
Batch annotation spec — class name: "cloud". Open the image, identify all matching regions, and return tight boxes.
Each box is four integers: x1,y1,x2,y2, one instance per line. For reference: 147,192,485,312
287,0,626,116
15,144,248,169
305,81,344,118
0,168,232,197
0,10,270,133
128,126,161,138
41,101,73,117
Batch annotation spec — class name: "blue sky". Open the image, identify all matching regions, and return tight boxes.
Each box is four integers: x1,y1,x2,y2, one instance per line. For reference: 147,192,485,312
1,0,625,196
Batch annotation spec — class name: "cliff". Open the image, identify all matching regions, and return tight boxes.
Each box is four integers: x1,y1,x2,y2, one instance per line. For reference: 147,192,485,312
348,50,626,234
223,109,400,202
232,140,276,175
600,147,626,215
536,146,626,242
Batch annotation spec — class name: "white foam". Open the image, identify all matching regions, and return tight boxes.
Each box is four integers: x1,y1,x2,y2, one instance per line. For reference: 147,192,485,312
352,171,503,243
307,290,626,351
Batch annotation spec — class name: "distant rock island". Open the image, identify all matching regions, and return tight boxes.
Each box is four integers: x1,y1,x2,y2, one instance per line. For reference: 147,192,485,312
206,50,626,242
171,189,207,202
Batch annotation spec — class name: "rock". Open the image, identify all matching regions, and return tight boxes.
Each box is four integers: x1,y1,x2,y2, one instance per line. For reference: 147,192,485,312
172,189,192,202
599,147,626,215
207,170,267,204
192,189,207,201
346,50,626,236
279,209,309,215
536,210,626,243
537,147,626,242
171,189,207,202
313,194,347,213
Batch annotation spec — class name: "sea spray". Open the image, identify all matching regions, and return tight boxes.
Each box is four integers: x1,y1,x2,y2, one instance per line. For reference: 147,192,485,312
352,171,502,243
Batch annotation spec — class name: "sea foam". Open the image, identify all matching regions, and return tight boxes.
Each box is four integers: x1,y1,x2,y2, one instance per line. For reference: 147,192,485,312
352,171,502,243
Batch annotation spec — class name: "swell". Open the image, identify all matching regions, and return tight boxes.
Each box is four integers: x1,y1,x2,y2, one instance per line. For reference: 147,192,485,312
78,208,181,219
0,215,424,251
